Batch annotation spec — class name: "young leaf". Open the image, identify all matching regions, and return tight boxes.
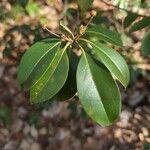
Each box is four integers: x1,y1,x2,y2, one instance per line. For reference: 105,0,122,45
18,38,60,85
80,39,130,88
30,43,70,103
141,32,150,56
84,26,123,47
124,12,138,28
77,0,94,14
77,52,121,126
129,17,150,32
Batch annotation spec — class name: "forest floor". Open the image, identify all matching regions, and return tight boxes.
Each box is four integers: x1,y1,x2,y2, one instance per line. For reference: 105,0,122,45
0,0,150,150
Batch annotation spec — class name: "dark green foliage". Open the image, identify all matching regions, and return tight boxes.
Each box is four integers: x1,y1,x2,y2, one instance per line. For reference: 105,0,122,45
84,26,123,47
124,12,138,28
18,38,60,87
129,17,150,32
141,32,150,56
80,39,129,87
76,52,121,126
18,23,129,125
144,142,150,150
17,1,133,126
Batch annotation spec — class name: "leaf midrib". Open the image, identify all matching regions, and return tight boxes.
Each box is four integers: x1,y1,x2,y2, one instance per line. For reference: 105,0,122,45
31,52,69,104
31,43,70,100
25,41,61,85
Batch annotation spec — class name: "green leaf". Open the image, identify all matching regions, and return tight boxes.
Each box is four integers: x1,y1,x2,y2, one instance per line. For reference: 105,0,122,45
77,0,93,13
22,44,60,89
141,32,150,56
18,38,60,86
80,39,130,88
77,52,121,126
30,43,70,103
124,12,138,28
84,26,123,47
129,17,150,32
58,50,79,100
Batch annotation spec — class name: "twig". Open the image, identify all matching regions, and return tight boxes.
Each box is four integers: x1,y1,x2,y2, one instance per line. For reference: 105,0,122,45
101,0,149,18
85,10,97,29
75,10,96,41
43,25,61,38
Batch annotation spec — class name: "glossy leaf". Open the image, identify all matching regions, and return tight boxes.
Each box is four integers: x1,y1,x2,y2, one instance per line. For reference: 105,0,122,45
77,0,93,13
18,38,60,86
129,17,150,32
77,52,121,126
30,43,70,103
84,26,123,47
80,39,130,88
141,32,150,56
124,12,138,28
23,44,60,89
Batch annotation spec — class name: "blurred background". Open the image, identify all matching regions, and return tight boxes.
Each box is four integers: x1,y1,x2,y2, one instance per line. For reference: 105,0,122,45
0,0,149,150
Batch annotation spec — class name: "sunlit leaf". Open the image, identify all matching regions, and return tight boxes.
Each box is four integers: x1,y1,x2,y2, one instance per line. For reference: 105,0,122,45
77,52,121,126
